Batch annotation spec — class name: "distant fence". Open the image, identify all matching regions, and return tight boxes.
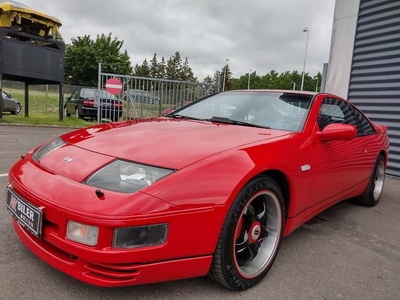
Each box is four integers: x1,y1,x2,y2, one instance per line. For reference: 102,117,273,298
2,73,221,122
97,66,221,122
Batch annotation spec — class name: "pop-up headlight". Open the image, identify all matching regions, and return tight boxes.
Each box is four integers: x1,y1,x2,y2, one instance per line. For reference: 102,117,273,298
85,160,174,193
33,137,66,162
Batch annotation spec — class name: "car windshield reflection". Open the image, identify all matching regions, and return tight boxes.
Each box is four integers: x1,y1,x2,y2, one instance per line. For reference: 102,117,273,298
169,91,313,132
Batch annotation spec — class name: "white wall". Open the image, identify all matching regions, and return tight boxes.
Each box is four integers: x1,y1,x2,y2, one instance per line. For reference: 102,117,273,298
325,0,360,99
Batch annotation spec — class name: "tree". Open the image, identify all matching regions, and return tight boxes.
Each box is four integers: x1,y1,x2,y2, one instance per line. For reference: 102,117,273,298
220,64,233,91
231,71,261,90
149,53,159,78
166,51,182,80
180,57,195,82
158,57,166,79
134,59,150,77
64,33,132,86
53,29,63,42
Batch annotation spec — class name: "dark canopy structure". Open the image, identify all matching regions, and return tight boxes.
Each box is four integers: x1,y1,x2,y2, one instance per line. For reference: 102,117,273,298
0,27,65,119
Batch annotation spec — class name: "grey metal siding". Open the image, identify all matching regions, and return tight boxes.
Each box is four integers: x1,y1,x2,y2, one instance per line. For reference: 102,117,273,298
348,0,400,178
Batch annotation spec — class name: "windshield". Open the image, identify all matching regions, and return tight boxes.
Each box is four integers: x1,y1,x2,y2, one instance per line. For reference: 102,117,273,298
170,91,313,132
82,89,116,99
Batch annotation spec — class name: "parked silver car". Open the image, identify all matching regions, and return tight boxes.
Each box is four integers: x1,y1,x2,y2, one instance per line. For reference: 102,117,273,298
2,91,22,115
127,89,160,104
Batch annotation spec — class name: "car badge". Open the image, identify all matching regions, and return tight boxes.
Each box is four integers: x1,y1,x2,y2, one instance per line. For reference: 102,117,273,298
63,157,73,163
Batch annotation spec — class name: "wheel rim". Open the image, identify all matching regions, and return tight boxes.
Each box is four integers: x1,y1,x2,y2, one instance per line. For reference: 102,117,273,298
15,104,21,115
373,160,385,201
75,108,79,118
64,107,67,116
233,190,282,278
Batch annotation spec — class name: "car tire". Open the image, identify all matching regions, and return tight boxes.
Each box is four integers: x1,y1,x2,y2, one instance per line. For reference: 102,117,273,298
64,106,71,117
355,154,385,206
209,175,285,290
11,103,21,115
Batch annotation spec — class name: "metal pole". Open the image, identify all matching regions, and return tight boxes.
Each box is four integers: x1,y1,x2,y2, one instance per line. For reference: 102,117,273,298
59,83,63,121
247,69,252,90
301,27,309,91
45,84,48,115
222,58,229,91
97,62,101,123
24,82,29,117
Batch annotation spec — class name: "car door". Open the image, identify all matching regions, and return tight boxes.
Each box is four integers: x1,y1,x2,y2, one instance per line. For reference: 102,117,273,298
2,91,12,110
66,90,80,114
307,97,364,211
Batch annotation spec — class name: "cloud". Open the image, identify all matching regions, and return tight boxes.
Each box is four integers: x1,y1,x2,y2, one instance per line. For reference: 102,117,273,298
21,0,335,80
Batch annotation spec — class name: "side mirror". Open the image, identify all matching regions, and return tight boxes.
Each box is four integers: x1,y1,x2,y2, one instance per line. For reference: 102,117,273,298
316,123,357,142
66,96,71,101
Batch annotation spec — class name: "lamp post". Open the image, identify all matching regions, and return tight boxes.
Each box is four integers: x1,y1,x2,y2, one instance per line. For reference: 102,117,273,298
222,58,229,91
301,27,309,91
247,69,252,90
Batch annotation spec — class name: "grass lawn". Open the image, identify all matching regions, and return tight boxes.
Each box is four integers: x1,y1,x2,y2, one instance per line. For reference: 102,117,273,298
1,88,178,126
1,88,89,127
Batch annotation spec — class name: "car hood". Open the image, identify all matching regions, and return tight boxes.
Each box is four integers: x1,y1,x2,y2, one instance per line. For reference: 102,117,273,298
38,119,291,182
59,119,291,169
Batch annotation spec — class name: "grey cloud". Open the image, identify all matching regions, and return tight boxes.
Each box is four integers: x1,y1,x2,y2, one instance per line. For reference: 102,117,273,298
23,0,335,80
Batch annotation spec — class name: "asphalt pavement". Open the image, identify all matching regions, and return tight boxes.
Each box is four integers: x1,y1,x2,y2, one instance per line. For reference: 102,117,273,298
0,124,399,300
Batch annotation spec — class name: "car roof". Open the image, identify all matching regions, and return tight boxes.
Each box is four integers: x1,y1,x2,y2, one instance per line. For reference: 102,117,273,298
225,89,317,96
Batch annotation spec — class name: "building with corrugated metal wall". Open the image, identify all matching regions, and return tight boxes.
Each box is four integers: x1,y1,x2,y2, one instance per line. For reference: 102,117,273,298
325,0,400,178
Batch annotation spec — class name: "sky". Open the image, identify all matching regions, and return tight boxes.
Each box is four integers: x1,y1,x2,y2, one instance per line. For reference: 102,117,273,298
21,0,336,80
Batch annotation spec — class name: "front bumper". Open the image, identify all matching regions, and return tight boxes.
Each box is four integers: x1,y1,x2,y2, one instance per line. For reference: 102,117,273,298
7,156,225,287
13,219,212,287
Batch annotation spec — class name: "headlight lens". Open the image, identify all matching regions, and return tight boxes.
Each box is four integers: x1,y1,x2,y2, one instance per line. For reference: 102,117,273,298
113,224,168,249
33,137,65,161
85,160,174,193
66,220,99,246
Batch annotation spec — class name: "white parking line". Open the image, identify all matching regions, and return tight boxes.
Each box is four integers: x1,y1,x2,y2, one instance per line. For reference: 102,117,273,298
0,173,8,177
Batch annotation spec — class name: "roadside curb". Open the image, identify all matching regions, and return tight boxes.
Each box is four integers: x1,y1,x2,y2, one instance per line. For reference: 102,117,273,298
0,122,83,129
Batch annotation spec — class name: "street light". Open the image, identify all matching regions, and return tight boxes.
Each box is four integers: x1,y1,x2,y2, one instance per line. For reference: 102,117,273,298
247,69,252,90
222,58,229,91
301,27,309,91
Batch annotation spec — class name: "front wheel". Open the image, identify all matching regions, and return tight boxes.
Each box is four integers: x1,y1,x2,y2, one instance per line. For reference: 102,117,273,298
11,103,21,115
209,175,285,290
355,154,385,206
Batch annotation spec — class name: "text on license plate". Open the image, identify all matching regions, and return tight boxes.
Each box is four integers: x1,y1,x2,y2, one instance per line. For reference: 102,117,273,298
5,188,43,238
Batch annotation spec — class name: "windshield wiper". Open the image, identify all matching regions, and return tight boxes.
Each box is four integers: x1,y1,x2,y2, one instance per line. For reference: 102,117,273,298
208,116,270,129
168,114,208,121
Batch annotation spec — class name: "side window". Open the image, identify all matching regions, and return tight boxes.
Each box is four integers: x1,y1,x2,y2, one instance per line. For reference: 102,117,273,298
71,90,80,100
317,98,358,132
350,105,376,135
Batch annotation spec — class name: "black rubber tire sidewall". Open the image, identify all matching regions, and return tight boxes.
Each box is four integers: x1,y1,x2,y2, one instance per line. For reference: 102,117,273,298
356,154,385,206
209,175,285,290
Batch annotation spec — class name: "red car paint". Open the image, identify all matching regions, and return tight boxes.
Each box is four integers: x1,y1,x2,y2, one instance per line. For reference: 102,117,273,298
6,90,389,288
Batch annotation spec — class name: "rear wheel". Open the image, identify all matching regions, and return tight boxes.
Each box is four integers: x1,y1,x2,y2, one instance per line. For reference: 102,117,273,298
209,175,285,290
75,107,80,119
355,154,385,206
64,106,70,117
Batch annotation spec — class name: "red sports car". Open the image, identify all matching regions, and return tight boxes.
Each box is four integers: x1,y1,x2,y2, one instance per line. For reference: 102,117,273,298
5,90,389,290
